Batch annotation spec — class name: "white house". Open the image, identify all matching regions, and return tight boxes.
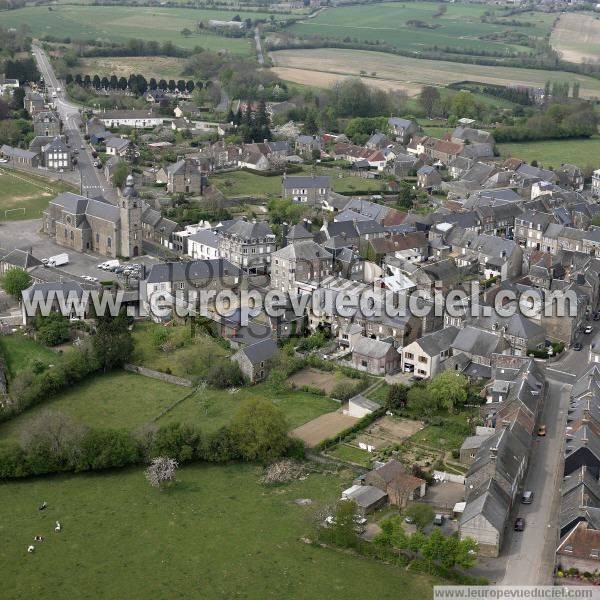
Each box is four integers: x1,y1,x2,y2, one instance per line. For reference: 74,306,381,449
97,110,164,129
343,394,381,418
187,229,219,260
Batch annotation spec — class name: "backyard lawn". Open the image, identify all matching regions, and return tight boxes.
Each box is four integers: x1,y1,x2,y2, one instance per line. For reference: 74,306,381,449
0,333,59,379
130,321,230,380
326,443,372,467
0,168,74,221
157,382,340,432
0,463,440,598
211,166,385,200
0,371,188,442
408,409,476,452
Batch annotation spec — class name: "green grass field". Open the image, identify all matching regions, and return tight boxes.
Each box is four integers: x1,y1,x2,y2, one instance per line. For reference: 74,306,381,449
211,166,384,200
130,322,230,380
327,443,372,467
288,2,553,56
0,334,59,379
0,5,285,54
0,168,74,221
0,371,188,441
157,382,339,431
498,135,600,170
0,463,439,599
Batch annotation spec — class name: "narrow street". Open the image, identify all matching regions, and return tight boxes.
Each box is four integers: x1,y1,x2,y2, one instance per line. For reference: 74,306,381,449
31,44,117,203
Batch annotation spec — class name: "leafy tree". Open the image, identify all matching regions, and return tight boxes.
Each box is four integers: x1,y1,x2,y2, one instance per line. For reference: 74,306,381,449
92,312,134,371
168,80,177,92
428,371,468,412
419,85,440,118
231,397,289,462
328,499,360,548
405,503,434,531
386,383,408,410
422,529,447,573
450,90,478,119
111,161,129,188
407,385,438,417
1,267,31,299
34,313,70,347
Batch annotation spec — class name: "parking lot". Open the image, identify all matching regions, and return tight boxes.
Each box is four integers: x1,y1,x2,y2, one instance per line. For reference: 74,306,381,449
0,218,160,283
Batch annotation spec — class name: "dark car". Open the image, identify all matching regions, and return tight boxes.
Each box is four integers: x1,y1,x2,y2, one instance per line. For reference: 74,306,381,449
514,518,525,532
594,313,600,321
573,342,583,351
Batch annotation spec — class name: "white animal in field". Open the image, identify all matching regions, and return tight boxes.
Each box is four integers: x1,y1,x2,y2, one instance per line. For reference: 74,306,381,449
27,545,35,553
55,522,61,532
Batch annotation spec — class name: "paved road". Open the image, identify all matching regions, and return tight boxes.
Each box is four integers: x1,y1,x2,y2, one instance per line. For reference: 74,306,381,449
32,44,116,202
255,26,264,66
498,377,571,585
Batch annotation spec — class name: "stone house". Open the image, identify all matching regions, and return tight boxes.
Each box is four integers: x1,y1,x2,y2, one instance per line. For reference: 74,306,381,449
0,145,39,168
106,137,130,157
40,137,71,171
231,338,278,383
167,159,202,195
417,165,442,191
0,248,43,276
282,175,331,207
364,459,426,508
351,336,400,375
388,117,418,144
216,218,275,275
33,111,60,137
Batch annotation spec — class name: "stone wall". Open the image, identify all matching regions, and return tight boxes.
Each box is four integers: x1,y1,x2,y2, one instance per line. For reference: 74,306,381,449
123,363,192,387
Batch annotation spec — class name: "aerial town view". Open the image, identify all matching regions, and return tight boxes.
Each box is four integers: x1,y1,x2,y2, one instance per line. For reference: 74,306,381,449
1,0,600,597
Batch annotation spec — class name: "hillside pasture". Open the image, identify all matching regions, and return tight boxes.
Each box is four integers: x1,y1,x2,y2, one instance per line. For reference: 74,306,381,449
288,2,554,55
550,13,600,64
0,5,282,54
0,464,440,598
78,56,188,80
270,48,600,99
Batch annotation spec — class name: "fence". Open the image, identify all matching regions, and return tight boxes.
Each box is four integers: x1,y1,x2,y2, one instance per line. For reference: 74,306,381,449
433,470,465,485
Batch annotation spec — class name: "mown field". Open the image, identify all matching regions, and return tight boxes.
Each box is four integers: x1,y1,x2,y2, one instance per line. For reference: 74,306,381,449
211,166,385,200
78,56,188,80
0,5,284,54
0,168,74,221
270,48,600,99
498,135,600,171
550,12,600,64
0,463,440,599
288,2,554,55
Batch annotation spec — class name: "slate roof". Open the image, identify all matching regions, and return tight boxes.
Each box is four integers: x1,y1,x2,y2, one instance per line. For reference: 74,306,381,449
219,219,274,240
0,248,43,269
236,337,278,365
451,326,506,357
188,229,219,248
282,175,330,189
272,240,332,261
145,258,241,284
286,222,313,241
414,326,459,356
349,394,381,412
352,336,394,359
460,477,510,533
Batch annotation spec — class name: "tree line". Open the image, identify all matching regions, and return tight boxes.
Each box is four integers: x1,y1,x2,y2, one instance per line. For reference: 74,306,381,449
66,73,202,96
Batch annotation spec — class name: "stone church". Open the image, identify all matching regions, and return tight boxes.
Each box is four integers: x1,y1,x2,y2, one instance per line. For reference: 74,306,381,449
43,176,175,258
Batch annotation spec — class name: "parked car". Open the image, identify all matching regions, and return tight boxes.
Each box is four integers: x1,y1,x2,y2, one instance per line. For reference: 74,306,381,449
573,342,583,351
433,514,444,526
521,491,534,504
537,424,546,437
585,325,594,335
594,313,600,321
514,518,525,532
404,516,415,524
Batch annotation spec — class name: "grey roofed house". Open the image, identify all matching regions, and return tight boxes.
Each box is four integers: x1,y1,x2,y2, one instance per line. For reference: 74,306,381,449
218,218,274,240
451,126,494,145
22,281,84,303
145,258,241,284
461,142,494,160
0,144,39,161
461,477,511,529
560,466,600,536
237,337,278,364
451,326,507,358
106,137,130,152
515,163,557,183
0,248,43,271
475,313,545,343
273,239,332,261
344,198,389,223
344,485,388,511
323,220,359,241
414,326,459,356
188,228,219,248
335,208,371,223
352,336,395,360
355,219,385,237
286,222,313,242
348,393,381,413
282,175,330,190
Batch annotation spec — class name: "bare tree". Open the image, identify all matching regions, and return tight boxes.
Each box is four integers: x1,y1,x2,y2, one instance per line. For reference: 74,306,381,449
145,456,179,490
